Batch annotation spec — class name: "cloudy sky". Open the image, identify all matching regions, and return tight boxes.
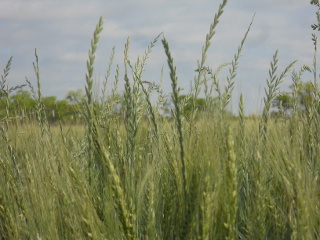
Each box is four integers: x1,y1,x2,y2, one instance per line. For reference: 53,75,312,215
0,0,317,114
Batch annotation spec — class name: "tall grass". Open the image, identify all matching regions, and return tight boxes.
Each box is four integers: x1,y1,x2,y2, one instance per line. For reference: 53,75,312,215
1,1,320,239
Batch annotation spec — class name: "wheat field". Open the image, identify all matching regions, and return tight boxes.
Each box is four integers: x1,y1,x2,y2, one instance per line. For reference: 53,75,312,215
1,1,320,239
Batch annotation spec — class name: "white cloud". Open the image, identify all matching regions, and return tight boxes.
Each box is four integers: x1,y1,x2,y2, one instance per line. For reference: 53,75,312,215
0,1,103,21
101,21,132,39
60,52,87,62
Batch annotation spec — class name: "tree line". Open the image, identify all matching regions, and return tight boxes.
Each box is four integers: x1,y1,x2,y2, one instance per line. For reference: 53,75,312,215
1,86,224,124
2,82,316,124
272,81,320,117
0,89,85,123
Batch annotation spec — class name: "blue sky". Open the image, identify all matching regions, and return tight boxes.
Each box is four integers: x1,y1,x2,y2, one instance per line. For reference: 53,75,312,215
0,0,317,114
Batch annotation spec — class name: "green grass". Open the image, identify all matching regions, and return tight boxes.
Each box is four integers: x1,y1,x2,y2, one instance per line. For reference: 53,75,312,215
1,1,320,239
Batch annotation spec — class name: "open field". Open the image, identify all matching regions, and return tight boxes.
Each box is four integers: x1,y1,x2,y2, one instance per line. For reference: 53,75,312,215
1,112,320,239
1,1,320,239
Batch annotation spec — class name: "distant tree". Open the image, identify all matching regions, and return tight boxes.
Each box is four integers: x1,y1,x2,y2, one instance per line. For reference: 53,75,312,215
272,92,292,116
56,99,80,122
178,95,206,117
42,96,83,123
272,81,320,117
296,81,317,112
3,89,35,118
177,95,219,118
10,89,34,106
66,89,85,104
42,96,57,120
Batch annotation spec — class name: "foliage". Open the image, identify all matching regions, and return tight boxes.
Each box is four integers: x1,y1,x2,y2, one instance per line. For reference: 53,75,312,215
272,92,292,113
66,89,85,104
0,89,84,123
178,94,217,118
272,81,320,116
1,1,320,239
